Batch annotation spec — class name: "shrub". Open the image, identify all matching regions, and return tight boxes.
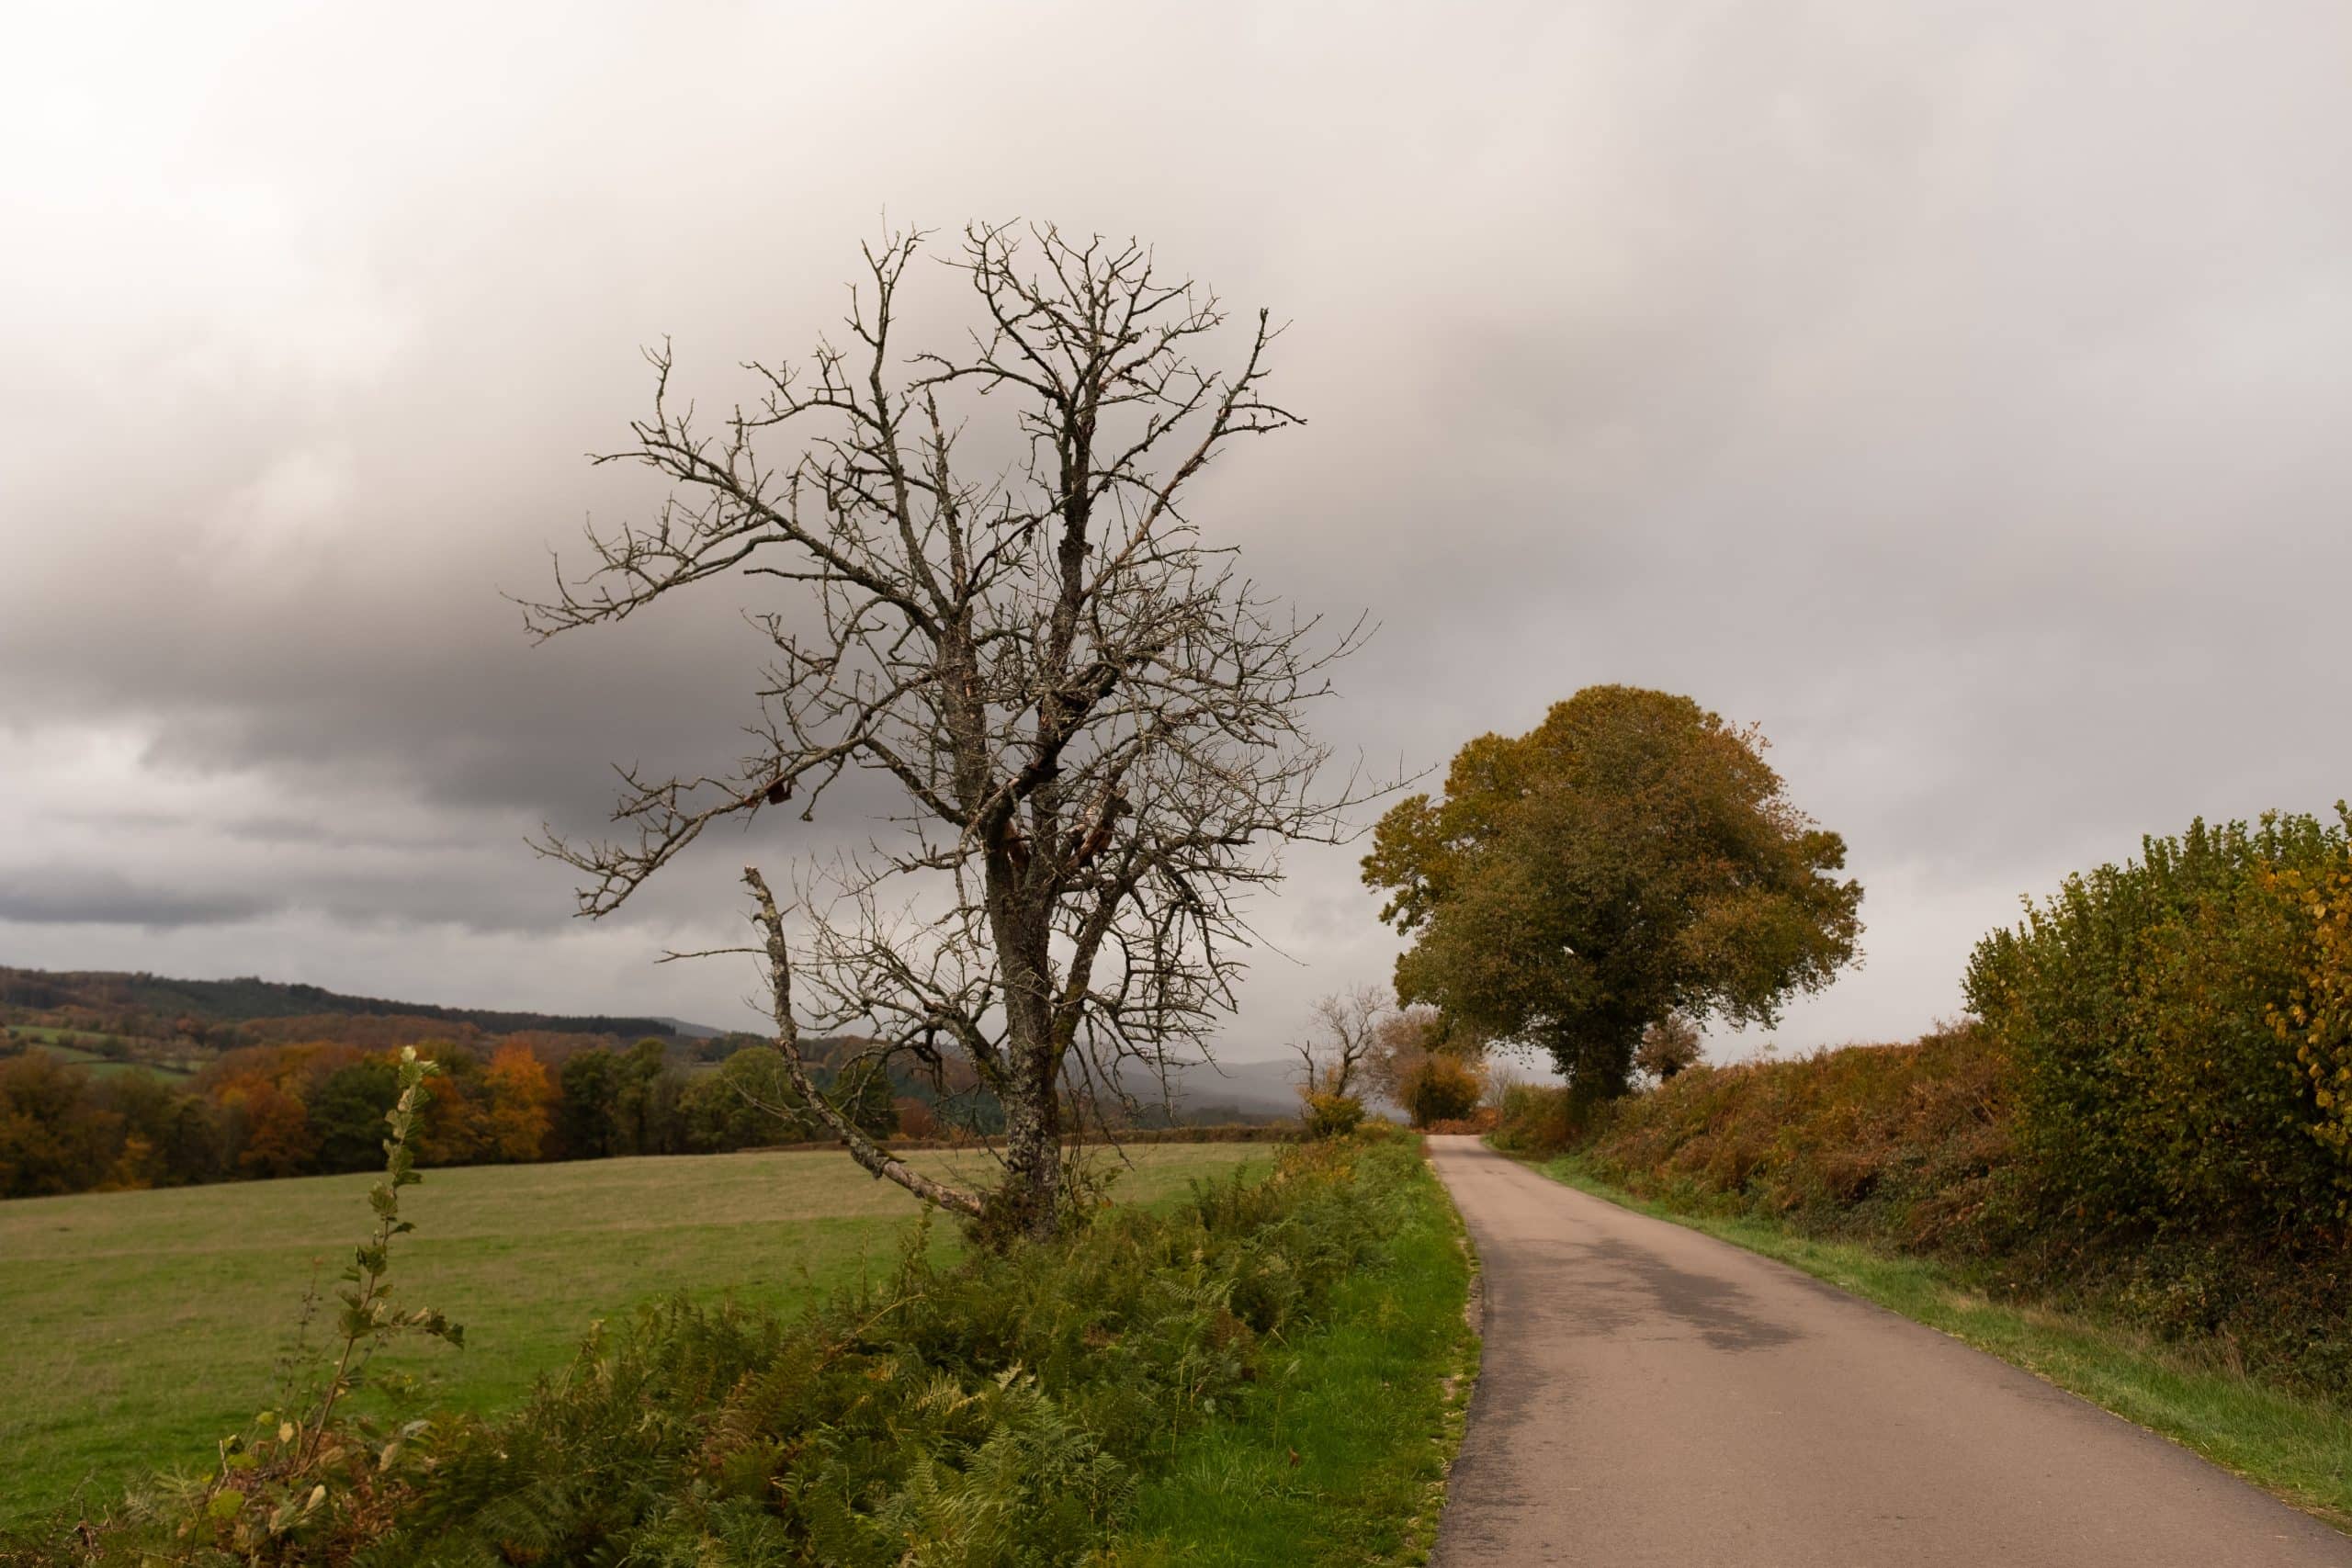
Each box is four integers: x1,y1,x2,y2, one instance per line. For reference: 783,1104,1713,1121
1396,1053,1484,1127
2268,844,2352,1203
1300,1089,1365,1139
1577,1023,2018,1253
1489,1081,1580,1156
1962,810,2352,1240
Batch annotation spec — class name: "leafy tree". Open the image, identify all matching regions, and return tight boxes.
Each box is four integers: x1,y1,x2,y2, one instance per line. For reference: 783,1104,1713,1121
526,225,1362,1238
220,1073,318,1178
0,1051,116,1196
1635,1012,1704,1081
312,1057,402,1173
1364,686,1862,1100
412,1047,494,1166
558,1047,621,1159
2272,840,2352,1190
610,1038,685,1156
482,1043,559,1162
1396,1053,1484,1127
682,1045,810,1150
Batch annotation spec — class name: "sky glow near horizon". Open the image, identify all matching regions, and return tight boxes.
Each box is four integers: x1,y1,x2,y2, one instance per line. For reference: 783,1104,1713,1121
6,2,2350,1062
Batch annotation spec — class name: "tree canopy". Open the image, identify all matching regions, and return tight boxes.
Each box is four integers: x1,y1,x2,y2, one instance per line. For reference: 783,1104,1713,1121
1362,685,1862,1099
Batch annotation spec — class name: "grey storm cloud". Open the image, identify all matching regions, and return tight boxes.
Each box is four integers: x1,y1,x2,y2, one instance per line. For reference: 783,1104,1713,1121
0,868,272,930
3,0,2349,1043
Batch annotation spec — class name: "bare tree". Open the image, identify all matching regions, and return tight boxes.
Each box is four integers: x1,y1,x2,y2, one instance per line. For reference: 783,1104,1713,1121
526,224,1365,1239
1363,1002,1448,1108
1291,983,1386,1100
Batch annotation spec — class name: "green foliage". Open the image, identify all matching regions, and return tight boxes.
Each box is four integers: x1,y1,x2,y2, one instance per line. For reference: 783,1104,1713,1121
1962,810,2352,1240
1300,1090,1365,1139
23,1133,1433,1565
681,1043,810,1150
1363,685,1861,1099
1396,1055,1483,1129
555,1045,621,1158
310,1057,401,1174
2267,845,2352,1187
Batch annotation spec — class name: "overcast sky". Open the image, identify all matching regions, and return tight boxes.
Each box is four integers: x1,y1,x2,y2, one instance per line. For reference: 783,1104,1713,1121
6,2,2348,1062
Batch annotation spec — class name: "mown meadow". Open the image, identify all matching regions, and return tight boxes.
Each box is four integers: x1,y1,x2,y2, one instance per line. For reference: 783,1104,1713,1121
0,1143,1267,1527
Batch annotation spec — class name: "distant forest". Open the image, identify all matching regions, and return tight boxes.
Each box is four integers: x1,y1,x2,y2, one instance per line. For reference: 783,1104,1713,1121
0,963,1283,1201
0,964,688,1042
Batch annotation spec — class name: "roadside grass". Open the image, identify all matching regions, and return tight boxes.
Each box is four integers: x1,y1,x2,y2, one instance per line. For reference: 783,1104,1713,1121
1113,1139,1478,1565
0,1143,1264,1526
1535,1154,2352,1530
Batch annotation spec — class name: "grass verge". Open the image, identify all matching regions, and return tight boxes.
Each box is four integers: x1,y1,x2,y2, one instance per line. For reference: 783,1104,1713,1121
1534,1153,2352,1530
1112,1138,1477,1565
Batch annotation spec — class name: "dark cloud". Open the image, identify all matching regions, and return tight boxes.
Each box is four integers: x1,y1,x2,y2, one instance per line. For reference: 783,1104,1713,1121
4,1,2349,1051
0,869,271,930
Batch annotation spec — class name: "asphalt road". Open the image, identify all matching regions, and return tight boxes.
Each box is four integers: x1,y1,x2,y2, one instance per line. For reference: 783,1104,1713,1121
1425,1134,2352,1567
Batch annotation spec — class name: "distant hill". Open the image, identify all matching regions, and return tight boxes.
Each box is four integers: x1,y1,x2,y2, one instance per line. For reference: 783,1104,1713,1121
0,964,705,1041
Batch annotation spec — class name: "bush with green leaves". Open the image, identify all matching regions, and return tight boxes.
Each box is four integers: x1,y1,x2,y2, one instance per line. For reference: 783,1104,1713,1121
1963,810,2352,1241
1396,1053,1483,1129
1300,1089,1365,1139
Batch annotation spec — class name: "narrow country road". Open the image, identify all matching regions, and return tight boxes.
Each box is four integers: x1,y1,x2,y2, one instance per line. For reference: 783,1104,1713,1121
1426,1135,2352,1567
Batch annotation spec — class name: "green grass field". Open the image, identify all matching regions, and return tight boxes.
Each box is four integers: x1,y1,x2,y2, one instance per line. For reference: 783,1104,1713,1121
0,1144,1266,1525
1534,1154,2352,1531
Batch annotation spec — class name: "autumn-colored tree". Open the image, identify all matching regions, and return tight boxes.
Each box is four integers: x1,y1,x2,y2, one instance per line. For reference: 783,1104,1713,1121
1363,686,1862,1101
1635,1012,1704,1081
220,1073,319,1178
0,1051,119,1197
894,1097,944,1139
1396,1052,1485,1127
482,1043,559,1162
411,1047,494,1166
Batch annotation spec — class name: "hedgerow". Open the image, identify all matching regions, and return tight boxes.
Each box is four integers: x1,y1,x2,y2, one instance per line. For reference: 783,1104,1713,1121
1964,810,2352,1240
